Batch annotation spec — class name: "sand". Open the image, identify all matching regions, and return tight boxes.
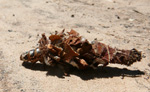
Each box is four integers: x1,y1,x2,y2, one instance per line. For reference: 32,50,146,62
0,0,150,92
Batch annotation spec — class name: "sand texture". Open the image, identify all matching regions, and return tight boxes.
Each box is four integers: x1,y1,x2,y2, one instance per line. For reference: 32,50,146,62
0,0,150,92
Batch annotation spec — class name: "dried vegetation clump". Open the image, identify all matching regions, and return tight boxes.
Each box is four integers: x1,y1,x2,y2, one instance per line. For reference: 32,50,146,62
20,29,142,75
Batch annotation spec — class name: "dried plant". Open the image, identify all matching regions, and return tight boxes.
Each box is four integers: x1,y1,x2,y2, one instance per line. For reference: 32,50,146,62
20,29,142,75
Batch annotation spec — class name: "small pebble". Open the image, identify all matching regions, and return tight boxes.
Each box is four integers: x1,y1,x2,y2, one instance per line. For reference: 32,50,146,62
94,38,97,40
107,7,110,9
71,14,74,18
8,30,13,32
20,89,25,92
102,26,110,28
115,15,120,19
148,63,150,67
128,18,134,22
142,55,146,58
87,31,90,33
28,35,32,39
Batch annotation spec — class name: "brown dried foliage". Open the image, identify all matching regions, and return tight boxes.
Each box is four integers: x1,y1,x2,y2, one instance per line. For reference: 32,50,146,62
20,29,142,74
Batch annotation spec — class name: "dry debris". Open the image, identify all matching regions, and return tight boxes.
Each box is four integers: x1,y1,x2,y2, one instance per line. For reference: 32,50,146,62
20,29,142,75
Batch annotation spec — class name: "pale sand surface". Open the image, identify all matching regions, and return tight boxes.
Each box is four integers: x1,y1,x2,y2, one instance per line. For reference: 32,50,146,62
0,0,150,92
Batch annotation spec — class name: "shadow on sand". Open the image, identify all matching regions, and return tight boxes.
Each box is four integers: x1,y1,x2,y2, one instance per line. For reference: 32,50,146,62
22,62,144,80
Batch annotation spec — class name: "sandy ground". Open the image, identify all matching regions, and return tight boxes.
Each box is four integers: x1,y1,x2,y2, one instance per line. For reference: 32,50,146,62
0,0,150,92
